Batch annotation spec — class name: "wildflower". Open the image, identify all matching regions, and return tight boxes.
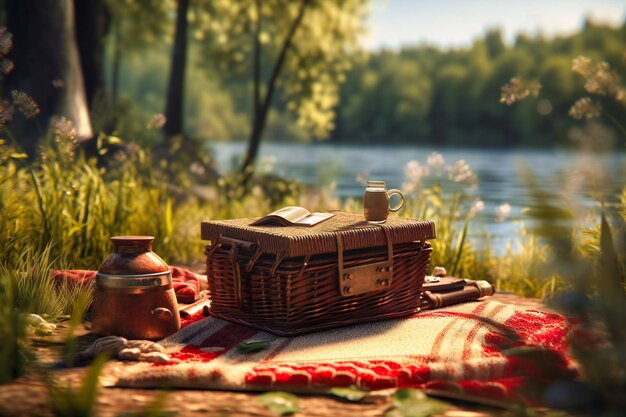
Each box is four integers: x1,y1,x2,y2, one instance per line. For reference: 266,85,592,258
0,100,14,130
11,90,40,119
259,155,276,174
251,185,264,197
53,116,78,157
52,79,65,89
147,113,167,130
495,203,511,222
572,57,621,97
190,161,206,176
355,173,369,185
402,160,428,193
427,152,445,169
499,77,541,105
572,56,593,78
0,27,12,57
0,59,13,76
126,142,141,157
584,62,619,96
568,121,616,152
569,97,602,120
448,159,473,183
113,150,128,163
470,200,485,215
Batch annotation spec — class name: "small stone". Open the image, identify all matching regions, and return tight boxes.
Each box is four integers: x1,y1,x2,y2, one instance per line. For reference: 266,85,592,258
137,352,170,364
26,314,46,326
118,347,142,361
433,266,447,277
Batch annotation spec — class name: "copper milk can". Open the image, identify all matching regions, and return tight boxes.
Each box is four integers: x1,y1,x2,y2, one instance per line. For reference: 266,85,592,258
91,236,181,339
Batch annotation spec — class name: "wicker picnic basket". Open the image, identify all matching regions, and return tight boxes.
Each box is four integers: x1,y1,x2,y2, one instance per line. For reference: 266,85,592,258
201,211,435,335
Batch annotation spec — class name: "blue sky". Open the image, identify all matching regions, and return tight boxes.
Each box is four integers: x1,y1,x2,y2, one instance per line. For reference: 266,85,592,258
366,0,626,49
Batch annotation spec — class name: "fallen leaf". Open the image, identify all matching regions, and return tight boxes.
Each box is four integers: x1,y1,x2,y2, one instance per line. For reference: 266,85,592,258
329,386,368,402
257,391,300,416
236,340,270,354
385,388,448,417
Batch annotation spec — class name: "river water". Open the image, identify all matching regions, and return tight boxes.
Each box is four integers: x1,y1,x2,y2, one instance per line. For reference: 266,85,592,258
212,142,626,244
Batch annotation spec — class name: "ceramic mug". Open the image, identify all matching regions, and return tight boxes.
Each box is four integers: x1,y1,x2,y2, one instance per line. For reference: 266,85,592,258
363,180,404,223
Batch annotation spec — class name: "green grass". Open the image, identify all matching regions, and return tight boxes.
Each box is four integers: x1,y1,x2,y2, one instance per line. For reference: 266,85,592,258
0,271,33,383
1,245,93,319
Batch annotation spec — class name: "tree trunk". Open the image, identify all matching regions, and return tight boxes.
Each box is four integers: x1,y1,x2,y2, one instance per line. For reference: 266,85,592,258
240,0,311,175
4,0,92,157
163,0,189,137
111,20,122,105
73,0,111,110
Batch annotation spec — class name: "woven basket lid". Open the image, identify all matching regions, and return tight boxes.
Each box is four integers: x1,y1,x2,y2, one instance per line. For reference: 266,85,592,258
201,211,435,257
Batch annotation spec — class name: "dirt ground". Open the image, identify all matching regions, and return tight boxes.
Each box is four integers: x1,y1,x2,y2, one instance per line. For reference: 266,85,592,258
0,292,543,417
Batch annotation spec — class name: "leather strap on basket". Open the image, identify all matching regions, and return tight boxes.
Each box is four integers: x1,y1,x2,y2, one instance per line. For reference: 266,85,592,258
336,225,394,297
211,236,261,312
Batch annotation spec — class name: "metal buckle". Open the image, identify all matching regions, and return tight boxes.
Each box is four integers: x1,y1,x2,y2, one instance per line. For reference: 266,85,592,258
336,226,394,297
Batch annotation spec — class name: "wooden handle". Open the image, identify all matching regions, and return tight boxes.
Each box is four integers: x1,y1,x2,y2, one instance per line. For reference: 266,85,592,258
423,280,494,309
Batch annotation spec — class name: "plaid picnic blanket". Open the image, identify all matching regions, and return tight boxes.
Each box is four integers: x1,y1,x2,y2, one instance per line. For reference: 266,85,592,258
114,300,577,403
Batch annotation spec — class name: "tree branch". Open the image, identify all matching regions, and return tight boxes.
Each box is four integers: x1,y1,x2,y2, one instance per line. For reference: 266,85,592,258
259,0,311,120
241,0,312,175
253,0,261,118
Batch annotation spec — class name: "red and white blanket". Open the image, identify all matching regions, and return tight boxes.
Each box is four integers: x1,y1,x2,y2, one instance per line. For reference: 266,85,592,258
114,300,577,402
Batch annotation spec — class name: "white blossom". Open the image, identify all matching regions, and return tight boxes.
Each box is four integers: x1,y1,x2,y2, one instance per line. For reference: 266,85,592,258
470,200,485,215
495,203,512,222
402,160,429,193
427,152,445,169
448,159,473,183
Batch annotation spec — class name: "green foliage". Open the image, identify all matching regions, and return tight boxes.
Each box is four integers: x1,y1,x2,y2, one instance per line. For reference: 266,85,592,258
0,245,94,320
0,241,94,383
0,137,204,268
0,271,34,383
257,391,300,416
385,389,448,417
523,171,626,412
195,0,368,140
105,0,174,50
328,386,368,403
47,353,108,417
62,280,95,367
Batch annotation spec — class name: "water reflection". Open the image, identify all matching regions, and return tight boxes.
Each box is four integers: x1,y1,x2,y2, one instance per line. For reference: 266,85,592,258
214,143,626,242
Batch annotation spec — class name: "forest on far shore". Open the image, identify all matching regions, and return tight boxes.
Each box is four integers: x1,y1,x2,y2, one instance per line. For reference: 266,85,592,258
118,18,626,148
